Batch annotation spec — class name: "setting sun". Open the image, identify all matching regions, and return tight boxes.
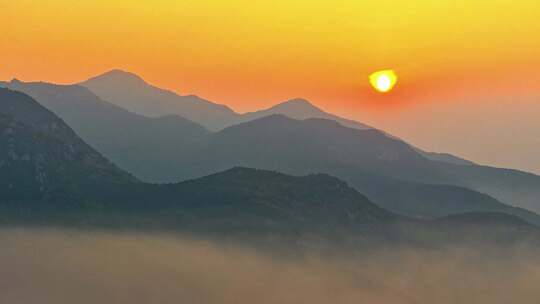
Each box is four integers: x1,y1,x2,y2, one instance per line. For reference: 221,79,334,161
369,70,398,93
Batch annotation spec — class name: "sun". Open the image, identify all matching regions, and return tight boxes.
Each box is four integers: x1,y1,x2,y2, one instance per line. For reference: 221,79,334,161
369,70,398,93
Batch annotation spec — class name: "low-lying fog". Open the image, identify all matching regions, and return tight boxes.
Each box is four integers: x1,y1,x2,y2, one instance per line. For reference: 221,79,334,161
1,228,539,304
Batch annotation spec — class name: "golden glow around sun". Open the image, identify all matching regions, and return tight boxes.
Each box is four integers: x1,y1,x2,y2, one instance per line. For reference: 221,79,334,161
369,70,398,93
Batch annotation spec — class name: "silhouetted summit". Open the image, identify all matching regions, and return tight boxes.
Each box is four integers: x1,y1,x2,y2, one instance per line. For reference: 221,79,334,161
238,98,372,130
79,70,376,130
80,69,237,129
86,69,146,84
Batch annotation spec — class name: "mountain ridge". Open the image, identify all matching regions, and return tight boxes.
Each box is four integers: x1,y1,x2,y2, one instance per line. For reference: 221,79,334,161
1,90,539,249
4,77,540,222
80,69,238,129
0,80,211,181
78,69,476,167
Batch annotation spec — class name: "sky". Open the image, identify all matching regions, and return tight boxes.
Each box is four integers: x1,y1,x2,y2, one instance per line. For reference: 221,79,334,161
2,0,540,173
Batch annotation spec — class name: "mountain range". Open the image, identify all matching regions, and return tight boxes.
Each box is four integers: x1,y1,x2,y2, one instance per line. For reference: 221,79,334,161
1,86,538,248
1,72,539,224
80,70,475,166
80,70,373,131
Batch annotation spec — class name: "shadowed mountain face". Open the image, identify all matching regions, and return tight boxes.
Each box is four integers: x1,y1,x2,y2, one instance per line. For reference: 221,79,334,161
1,166,399,240
80,70,238,130
198,115,449,184
0,88,136,201
80,167,401,240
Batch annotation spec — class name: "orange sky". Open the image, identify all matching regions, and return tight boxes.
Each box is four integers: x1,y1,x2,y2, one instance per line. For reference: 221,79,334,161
2,0,540,172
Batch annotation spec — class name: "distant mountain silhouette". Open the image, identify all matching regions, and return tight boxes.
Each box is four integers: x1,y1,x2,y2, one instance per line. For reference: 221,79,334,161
79,70,475,166
199,115,446,182
434,163,540,214
244,98,475,166
80,70,373,131
80,69,238,130
236,98,371,129
182,115,540,224
243,99,475,165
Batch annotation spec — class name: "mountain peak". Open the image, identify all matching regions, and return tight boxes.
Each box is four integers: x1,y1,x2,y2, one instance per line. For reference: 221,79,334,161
272,98,318,110
102,69,140,78
84,69,146,85
238,97,372,131
283,98,312,104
